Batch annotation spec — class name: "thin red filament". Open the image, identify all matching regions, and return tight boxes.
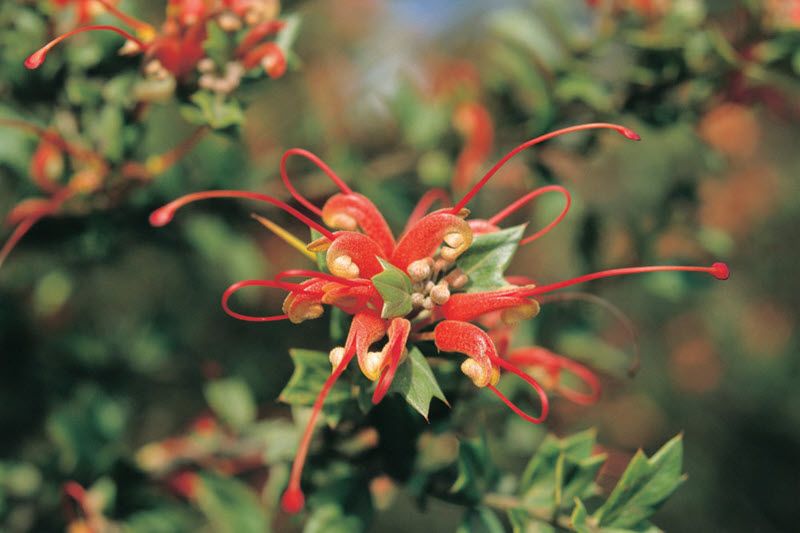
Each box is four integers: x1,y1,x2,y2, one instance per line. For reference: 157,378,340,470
25,25,147,69
450,123,640,214
282,344,357,513
273,269,370,287
280,148,353,217
222,280,296,322
488,185,571,245
488,356,549,424
0,119,104,165
519,263,730,298
402,188,451,235
536,291,641,376
0,190,72,270
95,0,156,36
148,190,336,241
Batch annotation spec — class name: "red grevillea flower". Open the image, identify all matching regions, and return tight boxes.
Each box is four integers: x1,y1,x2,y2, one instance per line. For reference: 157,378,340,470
25,0,286,81
150,122,729,514
0,119,207,270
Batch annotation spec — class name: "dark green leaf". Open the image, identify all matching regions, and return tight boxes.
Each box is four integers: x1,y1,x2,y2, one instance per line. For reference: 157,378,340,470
279,349,352,426
372,257,414,319
451,432,495,501
195,473,271,533
204,378,256,430
518,430,604,518
593,435,686,529
570,498,591,533
458,506,505,533
388,347,448,419
508,508,556,533
456,224,525,292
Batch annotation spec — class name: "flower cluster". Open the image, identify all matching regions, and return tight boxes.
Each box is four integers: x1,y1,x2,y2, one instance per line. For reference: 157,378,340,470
150,123,729,514
26,0,288,87
0,118,207,269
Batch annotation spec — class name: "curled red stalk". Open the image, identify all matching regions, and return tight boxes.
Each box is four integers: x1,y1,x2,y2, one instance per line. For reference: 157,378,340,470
222,279,296,322
281,311,385,514
149,189,336,241
25,25,148,69
0,119,106,168
488,355,549,423
517,263,730,298
488,185,571,245
507,347,601,406
450,123,640,214
280,148,352,216
0,189,73,270
402,188,451,235
434,320,548,422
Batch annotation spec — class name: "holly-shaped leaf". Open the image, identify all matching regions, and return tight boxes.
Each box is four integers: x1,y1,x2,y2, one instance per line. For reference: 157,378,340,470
372,258,414,319
456,224,525,293
279,349,352,425
590,434,686,529
388,347,448,420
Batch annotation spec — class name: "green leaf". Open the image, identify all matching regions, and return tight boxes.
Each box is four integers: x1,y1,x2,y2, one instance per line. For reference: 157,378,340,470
204,378,256,430
184,91,244,129
570,498,591,533
508,508,556,533
518,430,605,519
305,503,363,533
195,473,271,533
388,347,448,419
279,349,352,426
456,224,525,292
371,257,414,319
593,435,686,529
458,506,505,533
451,432,495,502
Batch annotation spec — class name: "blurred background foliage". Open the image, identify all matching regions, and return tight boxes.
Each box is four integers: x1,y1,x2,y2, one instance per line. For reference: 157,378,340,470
1,0,798,531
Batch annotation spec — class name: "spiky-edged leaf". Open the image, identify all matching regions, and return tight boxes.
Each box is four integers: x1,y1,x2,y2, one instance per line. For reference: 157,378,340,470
592,434,686,529
388,347,447,419
456,224,525,292
372,258,414,318
278,349,351,425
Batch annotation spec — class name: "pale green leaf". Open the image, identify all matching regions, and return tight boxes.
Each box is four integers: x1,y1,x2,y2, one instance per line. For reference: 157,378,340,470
372,257,414,318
